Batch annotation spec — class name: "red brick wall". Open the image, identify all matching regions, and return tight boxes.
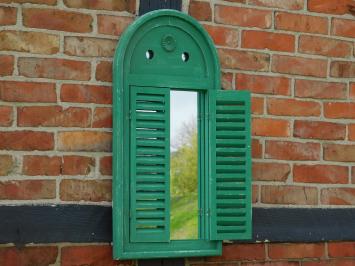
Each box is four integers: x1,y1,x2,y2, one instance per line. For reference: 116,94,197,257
0,242,354,265
0,0,354,265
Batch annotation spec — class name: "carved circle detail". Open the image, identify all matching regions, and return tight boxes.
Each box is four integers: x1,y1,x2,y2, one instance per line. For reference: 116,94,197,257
161,34,176,52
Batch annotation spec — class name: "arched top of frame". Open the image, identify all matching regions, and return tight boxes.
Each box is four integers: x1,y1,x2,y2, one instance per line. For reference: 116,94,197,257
114,9,221,91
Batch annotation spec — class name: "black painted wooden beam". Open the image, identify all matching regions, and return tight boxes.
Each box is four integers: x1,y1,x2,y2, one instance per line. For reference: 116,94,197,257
0,205,355,245
139,0,182,15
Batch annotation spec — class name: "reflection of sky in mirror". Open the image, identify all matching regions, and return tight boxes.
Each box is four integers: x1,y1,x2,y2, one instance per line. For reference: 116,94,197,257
170,90,197,149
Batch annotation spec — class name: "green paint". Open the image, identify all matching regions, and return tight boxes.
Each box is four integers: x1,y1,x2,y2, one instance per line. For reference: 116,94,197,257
210,90,252,241
129,86,170,243
113,9,251,260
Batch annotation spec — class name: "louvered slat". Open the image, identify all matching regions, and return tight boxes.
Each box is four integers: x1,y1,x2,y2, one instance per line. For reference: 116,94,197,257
130,87,170,243
210,90,252,241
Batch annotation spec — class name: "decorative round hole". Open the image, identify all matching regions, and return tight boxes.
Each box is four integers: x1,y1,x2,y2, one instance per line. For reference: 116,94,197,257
182,52,189,62
146,50,154,60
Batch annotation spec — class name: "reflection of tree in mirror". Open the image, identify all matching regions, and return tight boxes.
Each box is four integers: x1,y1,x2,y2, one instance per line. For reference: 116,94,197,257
170,118,198,240
171,119,198,197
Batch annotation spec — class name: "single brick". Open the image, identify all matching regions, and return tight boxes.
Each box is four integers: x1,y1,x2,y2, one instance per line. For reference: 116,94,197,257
267,98,321,117
308,0,354,15
62,156,95,175
64,37,116,57
0,131,54,151
96,61,112,82
269,243,325,259
203,24,238,48
61,84,112,104
252,162,290,181
23,8,92,33
60,179,112,202
294,120,346,140
252,118,290,137
63,0,135,13
58,131,112,152
97,15,133,36
324,144,355,162
207,243,265,262
251,97,264,115
272,55,327,78
265,140,320,160
299,35,352,58
237,74,290,95
324,102,355,119
0,155,14,176
223,0,245,2
295,79,347,99
261,185,318,205
0,106,13,126
61,245,133,266
189,1,211,21
0,180,56,200
0,81,56,103
252,139,262,158
294,164,349,184
0,6,17,25
243,262,299,266
252,185,258,203
242,30,295,52
23,155,61,176
332,18,355,38
0,55,14,76
303,260,355,266
349,124,355,141
275,12,328,34
18,106,91,127
249,0,303,10
328,242,355,257
0,0,56,4
18,57,91,81
100,156,112,175
0,246,58,266
215,5,272,28
351,83,355,99
330,61,355,78
0,31,59,54
222,72,233,90
321,188,355,205
93,107,112,128
219,49,269,71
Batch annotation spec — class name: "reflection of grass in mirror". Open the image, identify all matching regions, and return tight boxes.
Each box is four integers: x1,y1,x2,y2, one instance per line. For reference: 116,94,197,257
170,193,198,240
170,119,198,240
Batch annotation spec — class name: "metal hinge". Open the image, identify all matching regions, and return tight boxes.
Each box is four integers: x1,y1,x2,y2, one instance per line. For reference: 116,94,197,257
199,113,211,121
127,110,132,120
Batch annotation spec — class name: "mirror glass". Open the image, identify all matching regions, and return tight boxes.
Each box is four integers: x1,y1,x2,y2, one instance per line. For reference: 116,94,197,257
170,90,198,240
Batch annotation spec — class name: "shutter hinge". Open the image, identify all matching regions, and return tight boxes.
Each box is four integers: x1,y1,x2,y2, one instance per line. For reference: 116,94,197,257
199,113,211,121
127,110,132,120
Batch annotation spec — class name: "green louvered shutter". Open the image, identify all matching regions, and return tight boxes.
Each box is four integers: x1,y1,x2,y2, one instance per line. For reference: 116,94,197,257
130,86,170,243
210,90,252,241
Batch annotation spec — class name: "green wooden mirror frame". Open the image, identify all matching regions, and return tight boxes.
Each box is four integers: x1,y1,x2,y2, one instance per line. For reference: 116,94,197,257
113,9,251,260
